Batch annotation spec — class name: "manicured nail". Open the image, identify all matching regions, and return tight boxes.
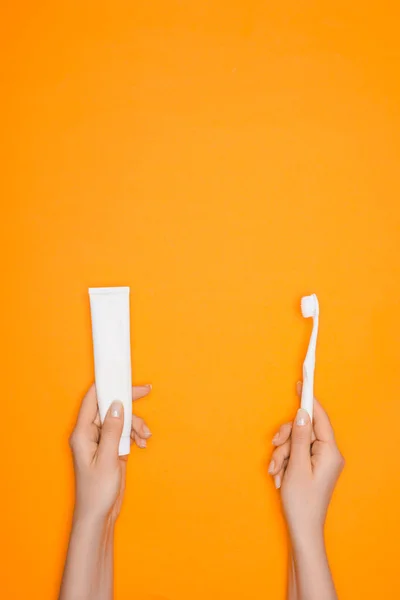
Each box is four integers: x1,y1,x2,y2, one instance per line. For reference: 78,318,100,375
272,432,280,445
138,439,147,449
296,408,309,427
143,425,152,438
110,401,123,418
274,475,281,489
268,460,275,474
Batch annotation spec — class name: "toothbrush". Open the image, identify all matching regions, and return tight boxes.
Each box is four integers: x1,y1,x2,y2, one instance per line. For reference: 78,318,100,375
300,293,319,421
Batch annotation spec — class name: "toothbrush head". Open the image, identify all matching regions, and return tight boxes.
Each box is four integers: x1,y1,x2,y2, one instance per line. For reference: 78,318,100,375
301,294,319,319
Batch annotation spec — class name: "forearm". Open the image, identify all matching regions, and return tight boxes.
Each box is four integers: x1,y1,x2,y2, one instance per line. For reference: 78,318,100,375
59,514,115,600
291,531,337,600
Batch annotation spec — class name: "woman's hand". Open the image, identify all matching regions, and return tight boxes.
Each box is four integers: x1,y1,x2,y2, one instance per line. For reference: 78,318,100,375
69,384,152,523
60,384,152,600
268,384,344,600
268,384,344,541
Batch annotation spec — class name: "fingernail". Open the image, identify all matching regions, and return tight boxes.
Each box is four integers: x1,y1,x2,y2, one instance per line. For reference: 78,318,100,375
143,425,152,438
268,460,275,474
146,384,152,390
272,432,280,445
296,408,309,427
138,439,147,448
110,401,123,418
274,475,281,489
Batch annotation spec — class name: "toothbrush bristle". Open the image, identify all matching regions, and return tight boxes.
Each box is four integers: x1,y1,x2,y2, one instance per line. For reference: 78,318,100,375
301,294,319,318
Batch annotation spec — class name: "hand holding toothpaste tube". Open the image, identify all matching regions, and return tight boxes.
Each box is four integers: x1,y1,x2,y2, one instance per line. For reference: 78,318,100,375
60,383,151,600
69,383,152,523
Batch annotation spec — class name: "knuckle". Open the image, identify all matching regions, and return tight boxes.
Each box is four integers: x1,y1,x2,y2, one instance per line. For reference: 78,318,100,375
272,448,281,464
279,422,291,435
330,445,345,469
101,423,115,438
292,428,310,443
69,430,82,451
102,420,122,439
278,441,290,459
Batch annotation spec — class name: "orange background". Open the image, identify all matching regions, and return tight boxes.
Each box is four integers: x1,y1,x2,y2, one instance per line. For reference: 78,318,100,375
2,2,400,599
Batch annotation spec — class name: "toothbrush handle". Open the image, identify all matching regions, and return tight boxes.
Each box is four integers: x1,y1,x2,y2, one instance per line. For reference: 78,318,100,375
301,366,314,421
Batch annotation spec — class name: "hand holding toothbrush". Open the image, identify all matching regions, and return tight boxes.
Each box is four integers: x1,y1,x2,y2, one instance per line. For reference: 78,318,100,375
269,384,344,600
275,384,344,539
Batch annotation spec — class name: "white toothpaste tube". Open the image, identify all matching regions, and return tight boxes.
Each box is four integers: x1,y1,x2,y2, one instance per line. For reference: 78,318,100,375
89,286,132,455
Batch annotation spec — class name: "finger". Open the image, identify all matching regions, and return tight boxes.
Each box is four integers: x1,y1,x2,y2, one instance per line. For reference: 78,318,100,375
98,401,124,465
131,432,147,449
272,420,315,446
274,458,289,489
93,408,101,428
268,440,291,475
273,459,287,489
76,384,151,429
272,422,292,446
75,384,98,429
287,408,312,471
131,414,152,439
312,398,335,443
132,384,152,402
274,472,282,489
296,381,333,443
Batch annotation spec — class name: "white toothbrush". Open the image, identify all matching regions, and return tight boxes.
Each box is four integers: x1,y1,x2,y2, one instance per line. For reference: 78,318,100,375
300,294,319,421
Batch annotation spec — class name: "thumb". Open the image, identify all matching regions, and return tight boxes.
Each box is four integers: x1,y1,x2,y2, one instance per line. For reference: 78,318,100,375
98,401,124,465
288,408,312,472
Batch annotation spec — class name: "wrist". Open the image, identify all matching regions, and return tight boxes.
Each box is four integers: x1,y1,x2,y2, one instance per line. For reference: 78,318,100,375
72,509,116,538
290,525,325,556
